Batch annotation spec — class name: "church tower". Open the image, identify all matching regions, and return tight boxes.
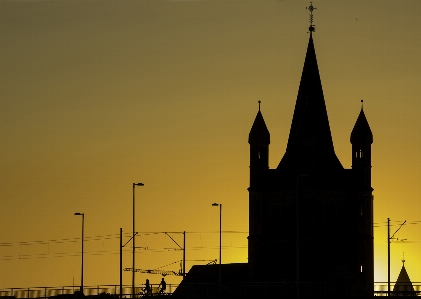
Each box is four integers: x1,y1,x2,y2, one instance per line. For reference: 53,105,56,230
247,4,374,296
351,102,373,188
248,101,270,189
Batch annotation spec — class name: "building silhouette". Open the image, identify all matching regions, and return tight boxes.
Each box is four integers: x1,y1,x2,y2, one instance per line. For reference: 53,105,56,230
247,31,374,295
175,30,374,298
392,259,416,296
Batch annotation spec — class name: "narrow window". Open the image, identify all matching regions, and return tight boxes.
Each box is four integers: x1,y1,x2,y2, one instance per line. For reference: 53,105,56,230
361,265,363,273
258,151,261,160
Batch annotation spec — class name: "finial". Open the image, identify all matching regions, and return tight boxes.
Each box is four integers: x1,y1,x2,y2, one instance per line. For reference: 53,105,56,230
361,99,364,109
258,100,261,111
306,2,317,33
402,252,405,265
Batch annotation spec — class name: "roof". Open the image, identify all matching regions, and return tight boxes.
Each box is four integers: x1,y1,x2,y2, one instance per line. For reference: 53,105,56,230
179,263,249,284
278,33,342,173
393,261,415,294
248,110,270,144
173,263,249,298
350,108,373,144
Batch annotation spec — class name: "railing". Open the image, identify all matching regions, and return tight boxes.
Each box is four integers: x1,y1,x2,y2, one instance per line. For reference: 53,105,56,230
0,285,177,299
174,282,421,298
1,282,420,298
374,282,421,296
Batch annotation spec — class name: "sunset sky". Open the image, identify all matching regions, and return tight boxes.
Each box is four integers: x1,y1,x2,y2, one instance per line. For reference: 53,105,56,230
1,0,420,290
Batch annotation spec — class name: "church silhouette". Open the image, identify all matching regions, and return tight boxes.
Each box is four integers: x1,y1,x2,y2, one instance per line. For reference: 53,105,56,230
247,31,373,296
174,27,374,299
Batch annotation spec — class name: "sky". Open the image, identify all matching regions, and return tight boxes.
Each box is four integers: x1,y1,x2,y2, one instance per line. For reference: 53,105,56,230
1,0,420,291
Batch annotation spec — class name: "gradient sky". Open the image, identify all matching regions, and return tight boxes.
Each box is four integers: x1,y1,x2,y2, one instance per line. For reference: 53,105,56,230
1,0,420,290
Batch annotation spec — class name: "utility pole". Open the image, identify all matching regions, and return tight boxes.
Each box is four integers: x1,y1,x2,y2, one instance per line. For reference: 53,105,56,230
164,232,186,277
132,183,144,299
388,218,406,296
120,228,122,299
121,231,137,298
183,231,186,277
388,218,390,297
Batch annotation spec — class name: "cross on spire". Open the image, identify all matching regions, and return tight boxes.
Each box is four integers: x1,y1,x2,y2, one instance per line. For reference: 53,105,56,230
306,2,317,33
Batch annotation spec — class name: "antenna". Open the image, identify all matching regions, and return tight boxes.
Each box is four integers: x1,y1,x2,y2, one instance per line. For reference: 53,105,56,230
306,2,317,32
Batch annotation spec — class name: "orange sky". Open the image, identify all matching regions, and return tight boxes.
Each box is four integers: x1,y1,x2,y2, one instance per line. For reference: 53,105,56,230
1,0,420,290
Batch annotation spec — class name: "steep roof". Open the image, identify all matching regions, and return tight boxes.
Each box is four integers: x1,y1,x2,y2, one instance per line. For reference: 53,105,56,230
393,261,415,294
350,107,373,144
278,33,342,173
248,109,270,145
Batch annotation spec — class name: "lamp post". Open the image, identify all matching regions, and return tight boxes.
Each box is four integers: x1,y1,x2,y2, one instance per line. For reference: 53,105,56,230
132,183,144,299
212,203,222,288
74,213,84,295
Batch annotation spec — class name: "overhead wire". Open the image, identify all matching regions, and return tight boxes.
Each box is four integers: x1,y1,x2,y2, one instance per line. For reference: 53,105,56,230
0,231,248,261
2,224,418,261
0,231,248,247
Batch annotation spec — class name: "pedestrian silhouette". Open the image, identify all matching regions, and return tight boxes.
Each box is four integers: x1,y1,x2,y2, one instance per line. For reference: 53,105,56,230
159,277,166,294
144,279,151,296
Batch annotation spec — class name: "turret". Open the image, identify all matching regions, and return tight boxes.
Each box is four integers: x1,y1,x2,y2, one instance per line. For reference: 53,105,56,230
248,101,270,188
350,102,373,187
393,257,416,296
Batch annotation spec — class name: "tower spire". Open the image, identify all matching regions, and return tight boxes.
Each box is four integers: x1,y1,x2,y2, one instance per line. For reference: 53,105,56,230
278,21,342,173
306,2,317,33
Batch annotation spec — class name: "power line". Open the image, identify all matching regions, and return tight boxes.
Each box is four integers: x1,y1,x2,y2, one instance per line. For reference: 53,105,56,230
0,231,248,247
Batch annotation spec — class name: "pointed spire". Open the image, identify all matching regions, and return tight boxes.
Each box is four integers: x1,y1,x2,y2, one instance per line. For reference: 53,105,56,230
393,257,415,295
249,101,270,145
278,33,342,172
351,103,373,144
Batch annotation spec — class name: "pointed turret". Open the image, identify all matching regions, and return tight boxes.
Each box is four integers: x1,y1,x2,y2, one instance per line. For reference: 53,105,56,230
351,106,373,144
278,33,342,175
351,102,373,188
393,259,416,296
248,103,270,145
249,101,270,188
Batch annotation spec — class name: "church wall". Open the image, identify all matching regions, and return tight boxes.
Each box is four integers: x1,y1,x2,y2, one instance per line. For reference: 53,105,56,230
249,181,373,294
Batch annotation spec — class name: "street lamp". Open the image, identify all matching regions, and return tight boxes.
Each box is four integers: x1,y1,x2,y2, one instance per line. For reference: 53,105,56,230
132,183,144,299
212,203,222,287
74,213,84,295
